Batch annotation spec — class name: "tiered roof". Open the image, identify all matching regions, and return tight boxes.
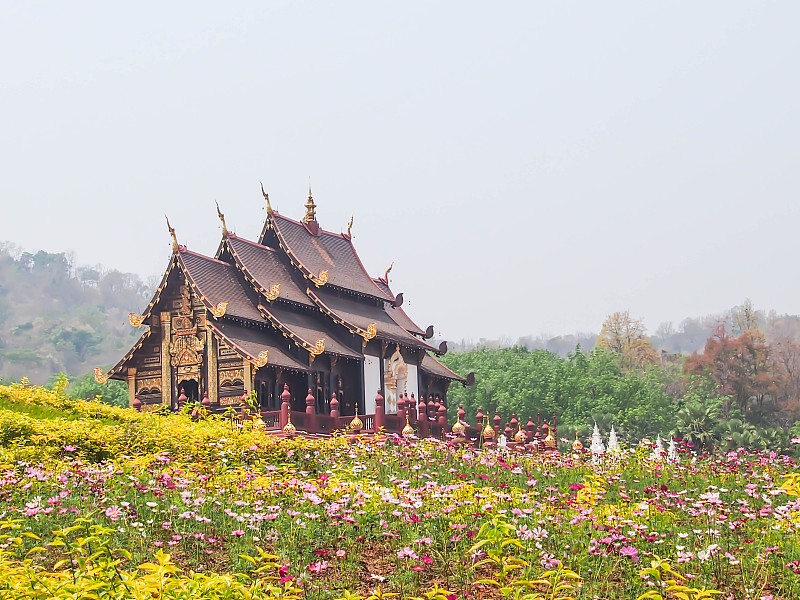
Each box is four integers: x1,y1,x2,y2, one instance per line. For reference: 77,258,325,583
106,189,466,384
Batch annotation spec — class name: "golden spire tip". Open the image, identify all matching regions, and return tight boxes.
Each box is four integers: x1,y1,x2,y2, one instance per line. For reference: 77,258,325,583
260,181,272,215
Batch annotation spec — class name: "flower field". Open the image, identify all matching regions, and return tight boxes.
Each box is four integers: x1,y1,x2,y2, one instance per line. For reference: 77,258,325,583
1,381,800,599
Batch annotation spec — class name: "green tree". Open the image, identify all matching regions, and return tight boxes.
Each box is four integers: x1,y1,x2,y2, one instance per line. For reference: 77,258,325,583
51,371,129,407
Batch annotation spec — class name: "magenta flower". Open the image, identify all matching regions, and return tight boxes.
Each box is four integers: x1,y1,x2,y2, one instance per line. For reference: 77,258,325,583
619,546,639,563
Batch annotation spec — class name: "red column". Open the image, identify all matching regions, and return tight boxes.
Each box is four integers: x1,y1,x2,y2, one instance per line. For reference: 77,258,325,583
417,395,428,437
306,388,317,433
330,392,340,418
280,383,290,429
374,389,385,432
437,402,447,431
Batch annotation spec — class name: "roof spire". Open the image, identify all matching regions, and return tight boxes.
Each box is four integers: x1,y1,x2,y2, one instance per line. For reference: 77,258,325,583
384,262,393,282
215,201,228,236
303,180,317,224
165,215,178,252
260,181,272,215
347,214,354,237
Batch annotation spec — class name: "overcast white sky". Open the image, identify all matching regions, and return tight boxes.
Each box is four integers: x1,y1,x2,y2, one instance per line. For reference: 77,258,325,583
2,2,799,342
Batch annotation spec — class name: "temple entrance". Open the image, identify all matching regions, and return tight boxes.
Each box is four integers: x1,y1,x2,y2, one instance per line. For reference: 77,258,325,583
177,379,199,404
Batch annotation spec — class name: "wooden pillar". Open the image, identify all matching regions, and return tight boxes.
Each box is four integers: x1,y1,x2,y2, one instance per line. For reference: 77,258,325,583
374,389,385,431
205,328,218,406
127,367,137,408
306,388,317,433
243,361,253,394
160,312,171,407
274,368,283,411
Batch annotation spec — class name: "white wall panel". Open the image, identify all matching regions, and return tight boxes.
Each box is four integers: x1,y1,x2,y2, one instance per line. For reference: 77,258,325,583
363,354,381,414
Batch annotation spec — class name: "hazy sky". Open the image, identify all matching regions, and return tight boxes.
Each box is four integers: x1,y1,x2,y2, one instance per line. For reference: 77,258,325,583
2,2,799,342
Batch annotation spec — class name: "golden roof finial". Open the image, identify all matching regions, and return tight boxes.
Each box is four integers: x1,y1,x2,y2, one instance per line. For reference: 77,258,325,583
303,181,317,224
384,262,393,282
215,201,228,236
347,214,354,236
260,181,272,215
402,413,414,437
165,215,178,252
349,400,363,431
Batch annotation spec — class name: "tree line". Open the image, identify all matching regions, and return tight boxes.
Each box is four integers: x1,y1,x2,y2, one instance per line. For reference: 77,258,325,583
441,301,800,452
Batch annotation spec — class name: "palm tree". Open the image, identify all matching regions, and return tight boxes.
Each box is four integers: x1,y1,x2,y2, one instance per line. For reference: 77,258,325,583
672,400,721,452
716,418,757,451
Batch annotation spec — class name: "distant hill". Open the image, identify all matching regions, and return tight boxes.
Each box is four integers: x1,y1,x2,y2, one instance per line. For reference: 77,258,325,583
0,242,154,383
449,305,800,356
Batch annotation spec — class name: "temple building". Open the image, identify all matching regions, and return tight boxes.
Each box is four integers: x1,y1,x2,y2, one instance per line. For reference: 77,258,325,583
96,186,471,432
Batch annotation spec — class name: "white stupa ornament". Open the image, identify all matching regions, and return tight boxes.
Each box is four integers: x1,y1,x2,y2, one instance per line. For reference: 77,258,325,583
607,425,621,453
652,435,665,460
590,422,605,456
667,437,678,462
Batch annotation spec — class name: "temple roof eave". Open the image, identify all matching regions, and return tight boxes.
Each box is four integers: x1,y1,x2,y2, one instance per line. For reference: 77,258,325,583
221,235,316,309
207,320,310,373
257,304,363,360
420,352,467,384
307,288,437,352
372,277,427,337
262,211,392,302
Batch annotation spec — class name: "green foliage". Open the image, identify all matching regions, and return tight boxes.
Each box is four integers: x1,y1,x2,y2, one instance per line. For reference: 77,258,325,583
442,346,676,440
64,370,129,407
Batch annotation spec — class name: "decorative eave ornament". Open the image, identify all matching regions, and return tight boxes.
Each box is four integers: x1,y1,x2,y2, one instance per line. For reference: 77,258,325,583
94,368,109,384
310,269,328,287
129,313,145,328
384,262,393,282
261,181,272,215
362,323,377,343
264,283,280,302
166,216,179,252
209,302,228,319
216,201,228,237
347,214,354,237
253,350,269,368
310,338,325,357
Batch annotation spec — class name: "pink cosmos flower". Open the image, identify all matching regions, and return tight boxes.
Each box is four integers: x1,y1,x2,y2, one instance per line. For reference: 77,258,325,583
397,547,419,560
105,505,123,521
307,560,328,573
231,529,245,537
619,546,639,563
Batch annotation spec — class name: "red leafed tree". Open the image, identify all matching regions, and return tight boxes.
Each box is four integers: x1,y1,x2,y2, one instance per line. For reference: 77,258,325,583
684,322,782,416
771,338,800,418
